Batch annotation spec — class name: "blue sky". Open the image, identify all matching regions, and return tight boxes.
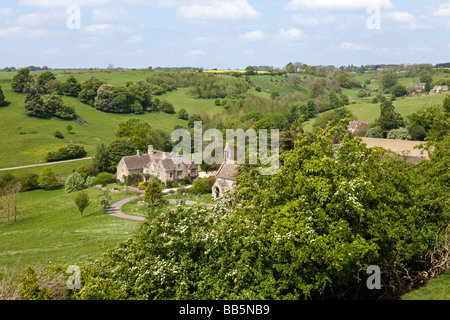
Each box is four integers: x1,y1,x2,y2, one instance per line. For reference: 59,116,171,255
1,0,449,69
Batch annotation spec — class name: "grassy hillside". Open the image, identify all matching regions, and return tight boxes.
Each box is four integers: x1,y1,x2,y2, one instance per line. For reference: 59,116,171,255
0,186,141,274
302,93,447,132
0,74,222,170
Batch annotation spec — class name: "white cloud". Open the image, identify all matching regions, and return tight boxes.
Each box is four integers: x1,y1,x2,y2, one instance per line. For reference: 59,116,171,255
432,2,450,16
192,36,214,43
244,49,255,55
408,44,433,53
0,8,14,16
337,42,370,51
126,35,143,44
178,0,261,21
239,30,265,42
92,6,127,23
291,13,335,26
384,11,433,30
186,49,205,56
128,48,145,56
82,24,133,35
19,0,109,6
43,48,60,58
285,0,393,10
0,26,67,39
277,28,304,41
384,11,415,23
78,43,95,49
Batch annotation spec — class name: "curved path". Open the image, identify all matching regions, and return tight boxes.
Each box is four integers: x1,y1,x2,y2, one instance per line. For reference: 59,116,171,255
107,193,214,221
107,195,145,222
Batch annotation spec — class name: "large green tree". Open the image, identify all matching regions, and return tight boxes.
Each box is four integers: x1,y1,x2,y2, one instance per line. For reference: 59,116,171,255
0,85,5,106
11,68,33,93
106,138,136,173
374,100,404,136
38,168,57,190
24,87,47,118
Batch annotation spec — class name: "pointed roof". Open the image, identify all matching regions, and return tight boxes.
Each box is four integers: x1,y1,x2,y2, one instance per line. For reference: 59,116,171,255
122,154,150,171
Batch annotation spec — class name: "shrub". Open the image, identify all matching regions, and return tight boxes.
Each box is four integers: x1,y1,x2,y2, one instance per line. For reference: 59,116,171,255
19,266,53,300
54,130,64,139
387,127,412,140
38,168,58,190
191,177,215,195
46,144,87,162
94,172,116,186
365,126,385,138
65,172,87,193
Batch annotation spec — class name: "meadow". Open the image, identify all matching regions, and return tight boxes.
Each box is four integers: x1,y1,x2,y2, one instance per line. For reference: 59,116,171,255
0,71,221,170
0,185,141,275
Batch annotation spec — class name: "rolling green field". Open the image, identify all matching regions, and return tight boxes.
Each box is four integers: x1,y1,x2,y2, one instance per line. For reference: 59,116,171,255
302,93,447,132
0,73,221,170
0,185,141,275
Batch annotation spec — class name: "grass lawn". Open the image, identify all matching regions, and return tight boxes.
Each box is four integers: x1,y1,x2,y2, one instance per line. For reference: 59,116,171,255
401,272,450,300
121,193,216,218
0,185,141,276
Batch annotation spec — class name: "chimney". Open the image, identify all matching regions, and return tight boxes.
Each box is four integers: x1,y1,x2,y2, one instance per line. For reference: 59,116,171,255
148,145,153,155
137,150,141,157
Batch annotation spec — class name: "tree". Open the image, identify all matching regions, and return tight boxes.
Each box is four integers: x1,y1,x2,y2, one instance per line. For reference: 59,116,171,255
106,138,136,173
97,190,112,212
0,85,5,106
178,108,189,120
335,71,351,88
391,84,407,97
94,144,110,173
65,172,87,193
24,87,47,118
74,190,90,219
44,79,63,95
159,100,175,114
328,91,342,109
443,94,450,113
144,179,163,206
11,68,33,93
94,84,115,112
379,72,397,90
78,77,105,106
188,114,203,128
38,168,57,190
375,101,404,136
37,71,56,93
66,125,73,134
0,182,21,224
114,118,159,153
62,76,81,97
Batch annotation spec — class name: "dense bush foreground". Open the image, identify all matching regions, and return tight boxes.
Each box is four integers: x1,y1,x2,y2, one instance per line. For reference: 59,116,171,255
5,124,449,300
68,124,448,300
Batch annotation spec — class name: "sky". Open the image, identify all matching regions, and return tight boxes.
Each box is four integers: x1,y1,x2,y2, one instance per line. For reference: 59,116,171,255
0,0,449,69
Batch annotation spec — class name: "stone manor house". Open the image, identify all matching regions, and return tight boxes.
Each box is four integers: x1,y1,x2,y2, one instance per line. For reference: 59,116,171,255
116,145,198,184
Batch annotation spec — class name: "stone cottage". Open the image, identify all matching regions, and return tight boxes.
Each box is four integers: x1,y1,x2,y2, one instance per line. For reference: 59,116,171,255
348,121,371,137
116,145,198,184
212,144,238,199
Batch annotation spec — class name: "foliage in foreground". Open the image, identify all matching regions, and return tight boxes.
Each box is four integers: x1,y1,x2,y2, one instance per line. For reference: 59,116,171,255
73,124,449,300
